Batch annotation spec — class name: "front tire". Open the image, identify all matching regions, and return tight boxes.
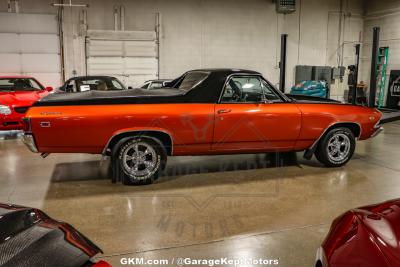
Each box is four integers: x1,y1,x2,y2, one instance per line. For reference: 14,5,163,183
117,137,166,185
315,127,355,167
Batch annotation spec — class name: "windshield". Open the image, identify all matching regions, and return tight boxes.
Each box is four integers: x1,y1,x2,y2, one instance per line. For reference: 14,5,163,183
173,72,209,91
0,78,43,92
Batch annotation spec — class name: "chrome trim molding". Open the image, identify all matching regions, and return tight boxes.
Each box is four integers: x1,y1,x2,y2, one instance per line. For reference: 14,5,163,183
102,130,174,156
21,134,38,153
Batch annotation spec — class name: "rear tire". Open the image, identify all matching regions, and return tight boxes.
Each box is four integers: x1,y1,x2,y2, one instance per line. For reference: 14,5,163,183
315,127,355,167
115,137,166,185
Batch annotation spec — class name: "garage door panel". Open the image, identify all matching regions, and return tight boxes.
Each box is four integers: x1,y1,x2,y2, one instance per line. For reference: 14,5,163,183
86,33,158,88
125,62,157,75
87,57,123,74
88,67,125,75
20,34,59,53
0,12,61,87
0,33,19,53
127,75,157,88
88,57,123,64
124,68,157,75
0,54,21,72
125,41,157,57
89,70,124,76
0,13,58,34
88,40,124,57
125,57,157,69
21,54,60,73
0,33,59,54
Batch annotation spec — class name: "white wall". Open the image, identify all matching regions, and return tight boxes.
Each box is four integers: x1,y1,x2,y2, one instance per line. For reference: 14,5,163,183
0,0,365,99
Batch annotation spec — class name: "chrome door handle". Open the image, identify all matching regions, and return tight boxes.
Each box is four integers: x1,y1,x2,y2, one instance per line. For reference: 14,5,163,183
217,109,232,114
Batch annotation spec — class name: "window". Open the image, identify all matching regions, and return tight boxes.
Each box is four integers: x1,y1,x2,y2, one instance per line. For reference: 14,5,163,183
175,71,209,91
67,78,126,92
0,78,42,91
0,79,14,91
261,80,282,102
141,83,150,89
220,76,282,103
148,81,164,89
76,79,105,91
28,79,43,90
111,79,124,90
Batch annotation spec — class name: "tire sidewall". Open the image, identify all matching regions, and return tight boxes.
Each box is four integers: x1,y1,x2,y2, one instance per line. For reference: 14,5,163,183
118,138,163,184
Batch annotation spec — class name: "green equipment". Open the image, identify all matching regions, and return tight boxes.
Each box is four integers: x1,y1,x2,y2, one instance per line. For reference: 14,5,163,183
376,47,389,108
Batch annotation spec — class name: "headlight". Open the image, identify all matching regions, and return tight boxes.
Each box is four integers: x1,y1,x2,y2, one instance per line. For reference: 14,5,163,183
0,105,11,115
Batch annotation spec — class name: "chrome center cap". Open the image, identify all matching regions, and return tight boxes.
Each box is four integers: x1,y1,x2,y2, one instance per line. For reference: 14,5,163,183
136,152,146,163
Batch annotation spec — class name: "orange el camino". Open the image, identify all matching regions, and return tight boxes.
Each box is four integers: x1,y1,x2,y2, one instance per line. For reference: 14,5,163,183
22,69,383,185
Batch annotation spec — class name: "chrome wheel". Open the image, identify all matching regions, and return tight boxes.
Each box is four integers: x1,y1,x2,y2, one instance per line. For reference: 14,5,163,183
121,141,157,179
326,133,351,163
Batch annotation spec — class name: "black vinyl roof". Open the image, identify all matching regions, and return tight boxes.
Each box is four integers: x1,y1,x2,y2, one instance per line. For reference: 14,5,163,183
35,69,264,106
189,68,260,75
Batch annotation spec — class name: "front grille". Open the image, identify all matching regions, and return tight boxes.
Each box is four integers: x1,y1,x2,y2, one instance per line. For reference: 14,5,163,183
14,107,29,114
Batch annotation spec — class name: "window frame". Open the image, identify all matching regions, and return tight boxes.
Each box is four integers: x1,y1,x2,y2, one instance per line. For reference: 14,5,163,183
218,74,288,104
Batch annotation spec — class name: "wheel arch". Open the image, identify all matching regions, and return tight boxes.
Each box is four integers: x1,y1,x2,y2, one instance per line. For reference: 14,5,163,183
324,122,361,139
103,129,173,156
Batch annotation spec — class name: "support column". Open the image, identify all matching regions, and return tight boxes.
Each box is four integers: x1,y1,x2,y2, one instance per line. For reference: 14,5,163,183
369,27,380,107
279,34,288,93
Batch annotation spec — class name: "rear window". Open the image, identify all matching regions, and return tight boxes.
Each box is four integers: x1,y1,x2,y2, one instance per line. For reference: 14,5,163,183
176,72,209,91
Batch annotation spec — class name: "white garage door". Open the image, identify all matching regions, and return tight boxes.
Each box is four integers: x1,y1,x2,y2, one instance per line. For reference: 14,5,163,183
0,12,61,88
86,31,158,88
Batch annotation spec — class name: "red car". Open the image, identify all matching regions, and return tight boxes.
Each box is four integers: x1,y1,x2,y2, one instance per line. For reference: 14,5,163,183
316,199,400,267
0,203,111,267
0,76,53,131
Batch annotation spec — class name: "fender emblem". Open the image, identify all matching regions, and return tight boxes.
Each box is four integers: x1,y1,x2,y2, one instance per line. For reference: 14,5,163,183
40,112,62,115
40,122,51,128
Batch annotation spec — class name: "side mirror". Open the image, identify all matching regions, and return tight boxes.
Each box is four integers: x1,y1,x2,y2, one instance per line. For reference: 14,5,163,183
45,86,53,92
128,86,133,89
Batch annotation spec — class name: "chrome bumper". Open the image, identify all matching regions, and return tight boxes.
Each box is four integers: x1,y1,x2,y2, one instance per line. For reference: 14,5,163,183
371,125,384,138
21,134,38,153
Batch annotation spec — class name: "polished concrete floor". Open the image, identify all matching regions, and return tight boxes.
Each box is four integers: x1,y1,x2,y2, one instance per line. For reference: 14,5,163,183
0,122,399,267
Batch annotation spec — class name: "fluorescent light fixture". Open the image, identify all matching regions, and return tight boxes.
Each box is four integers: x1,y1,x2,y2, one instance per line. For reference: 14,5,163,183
242,83,255,89
52,0,88,7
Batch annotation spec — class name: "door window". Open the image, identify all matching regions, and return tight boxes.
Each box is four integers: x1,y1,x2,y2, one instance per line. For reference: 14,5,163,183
220,76,282,103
